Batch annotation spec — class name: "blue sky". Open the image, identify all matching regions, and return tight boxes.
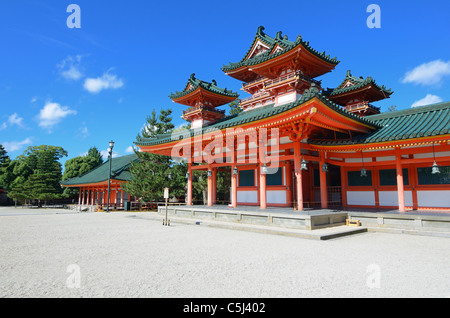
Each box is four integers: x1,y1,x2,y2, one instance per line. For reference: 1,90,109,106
0,0,449,167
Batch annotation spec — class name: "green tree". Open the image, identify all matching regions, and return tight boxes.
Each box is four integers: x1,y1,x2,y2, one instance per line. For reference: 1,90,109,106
124,108,186,202
62,146,104,198
228,100,242,115
7,145,67,205
0,145,11,189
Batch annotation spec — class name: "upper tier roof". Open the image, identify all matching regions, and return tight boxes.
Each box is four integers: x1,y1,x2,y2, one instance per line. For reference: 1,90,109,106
221,26,340,81
323,70,393,104
169,73,239,107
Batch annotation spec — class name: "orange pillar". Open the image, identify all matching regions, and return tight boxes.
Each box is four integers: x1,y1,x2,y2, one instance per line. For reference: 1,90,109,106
294,140,304,211
396,148,405,212
212,168,217,204
319,152,328,209
187,164,193,206
207,166,213,207
260,164,267,209
231,165,237,208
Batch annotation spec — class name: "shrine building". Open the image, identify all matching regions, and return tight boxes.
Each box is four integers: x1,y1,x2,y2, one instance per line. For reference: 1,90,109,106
135,26,450,212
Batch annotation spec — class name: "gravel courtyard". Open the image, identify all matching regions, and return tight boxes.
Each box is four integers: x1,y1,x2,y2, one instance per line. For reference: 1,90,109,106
0,207,449,298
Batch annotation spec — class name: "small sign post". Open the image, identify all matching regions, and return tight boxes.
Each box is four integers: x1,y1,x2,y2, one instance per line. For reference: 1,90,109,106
163,187,170,226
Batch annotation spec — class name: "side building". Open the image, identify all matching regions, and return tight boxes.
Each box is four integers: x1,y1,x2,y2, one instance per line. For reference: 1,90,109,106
60,154,139,209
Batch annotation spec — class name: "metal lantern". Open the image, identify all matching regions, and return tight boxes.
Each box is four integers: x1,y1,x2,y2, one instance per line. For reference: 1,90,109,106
360,167,367,177
261,164,268,175
207,170,212,177
300,159,308,171
322,163,329,173
431,161,441,175
233,167,238,175
185,171,190,179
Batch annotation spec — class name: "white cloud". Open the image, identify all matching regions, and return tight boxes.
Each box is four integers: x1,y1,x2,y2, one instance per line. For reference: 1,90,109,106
8,113,24,128
57,55,84,81
0,113,25,130
78,122,89,139
402,60,450,86
38,101,77,130
411,94,443,108
100,149,121,159
83,70,124,94
125,145,134,153
3,137,32,152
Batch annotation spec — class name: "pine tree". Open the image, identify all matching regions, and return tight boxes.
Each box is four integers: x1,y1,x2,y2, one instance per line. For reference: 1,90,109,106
123,108,186,202
7,145,67,205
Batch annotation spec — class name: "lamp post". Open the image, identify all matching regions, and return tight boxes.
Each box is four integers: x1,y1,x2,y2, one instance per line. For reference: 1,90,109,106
106,140,115,213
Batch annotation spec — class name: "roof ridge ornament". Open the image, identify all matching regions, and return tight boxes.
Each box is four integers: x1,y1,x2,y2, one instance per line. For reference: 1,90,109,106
275,31,282,40
256,25,265,36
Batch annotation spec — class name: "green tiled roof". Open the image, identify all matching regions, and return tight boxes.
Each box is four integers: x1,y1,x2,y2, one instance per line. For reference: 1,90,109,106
222,26,339,73
313,102,450,146
323,70,393,97
60,154,139,186
135,86,379,147
169,73,239,100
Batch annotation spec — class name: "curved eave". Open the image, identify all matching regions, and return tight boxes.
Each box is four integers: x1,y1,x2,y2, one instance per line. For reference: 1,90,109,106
170,87,238,107
223,42,339,80
60,179,127,188
311,134,450,153
136,96,378,157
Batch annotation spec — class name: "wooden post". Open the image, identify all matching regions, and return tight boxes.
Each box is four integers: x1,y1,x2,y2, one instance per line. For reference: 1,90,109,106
231,165,237,208
260,163,267,209
212,167,217,204
207,165,213,207
319,152,328,209
187,163,193,206
293,140,304,211
396,148,406,212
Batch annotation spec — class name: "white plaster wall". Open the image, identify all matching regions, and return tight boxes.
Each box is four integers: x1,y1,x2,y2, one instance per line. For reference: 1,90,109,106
379,191,413,207
347,191,375,206
267,190,287,204
417,190,450,208
237,191,258,204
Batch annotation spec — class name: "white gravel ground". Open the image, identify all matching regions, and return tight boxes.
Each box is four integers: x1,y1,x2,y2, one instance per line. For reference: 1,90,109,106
0,207,449,298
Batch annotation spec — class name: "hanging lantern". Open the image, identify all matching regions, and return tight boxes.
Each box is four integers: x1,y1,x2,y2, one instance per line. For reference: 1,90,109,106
360,167,367,177
233,167,238,175
431,161,440,175
322,163,329,173
185,171,190,179
207,170,212,177
360,151,367,177
300,159,308,171
431,143,440,175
